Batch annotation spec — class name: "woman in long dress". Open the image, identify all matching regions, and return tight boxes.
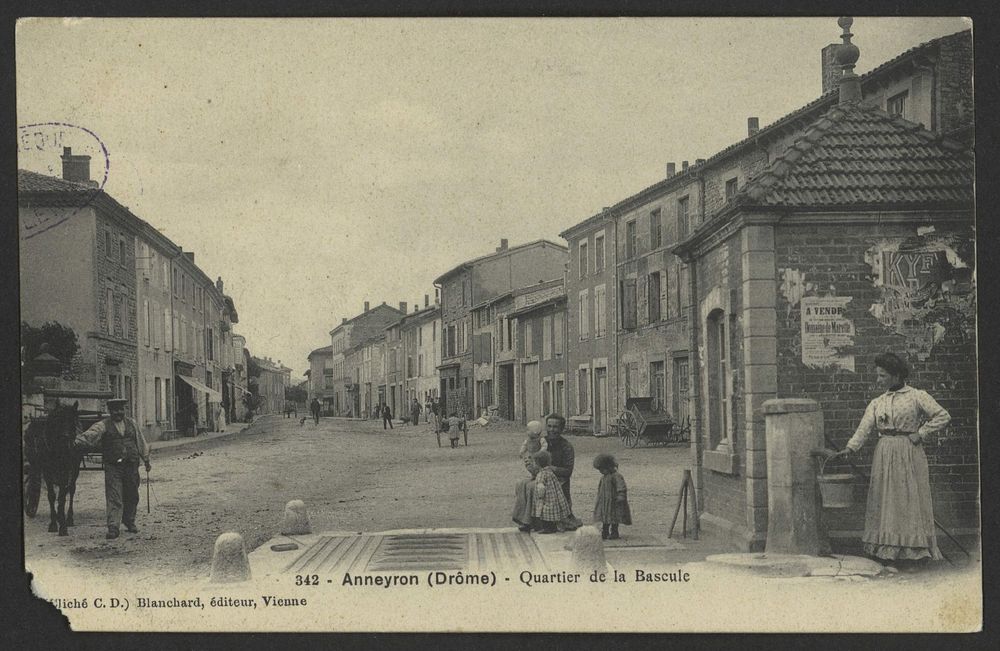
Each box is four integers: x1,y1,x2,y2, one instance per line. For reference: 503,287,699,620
831,352,950,566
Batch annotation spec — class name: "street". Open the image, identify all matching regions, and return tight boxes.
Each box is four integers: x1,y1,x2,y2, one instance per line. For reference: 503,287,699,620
24,415,692,584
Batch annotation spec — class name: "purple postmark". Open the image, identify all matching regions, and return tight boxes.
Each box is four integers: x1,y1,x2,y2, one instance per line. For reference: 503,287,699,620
18,122,111,239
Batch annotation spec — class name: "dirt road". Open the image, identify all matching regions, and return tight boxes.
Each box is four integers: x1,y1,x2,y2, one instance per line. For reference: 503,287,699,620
24,415,692,584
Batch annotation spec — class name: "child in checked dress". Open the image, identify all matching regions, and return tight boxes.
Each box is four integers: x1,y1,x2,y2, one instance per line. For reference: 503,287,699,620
532,450,571,534
592,453,632,540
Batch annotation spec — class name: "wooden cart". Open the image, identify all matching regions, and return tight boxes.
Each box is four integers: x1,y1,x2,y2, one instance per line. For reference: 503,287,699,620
616,397,691,448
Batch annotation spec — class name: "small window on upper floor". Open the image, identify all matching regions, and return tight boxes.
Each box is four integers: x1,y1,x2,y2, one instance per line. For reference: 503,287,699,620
887,91,908,119
725,177,739,201
579,241,588,278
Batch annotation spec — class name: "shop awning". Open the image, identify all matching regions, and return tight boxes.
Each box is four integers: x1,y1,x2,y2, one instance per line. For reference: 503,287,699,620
177,375,223,402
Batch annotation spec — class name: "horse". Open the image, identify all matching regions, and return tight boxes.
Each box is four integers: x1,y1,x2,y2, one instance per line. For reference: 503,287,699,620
30,401,83,536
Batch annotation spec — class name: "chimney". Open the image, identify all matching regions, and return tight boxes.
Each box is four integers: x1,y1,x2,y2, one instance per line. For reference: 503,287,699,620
341,317,348,324
747,117,759,136
216,276,224,293
424,294,430,308
399,301,407,313
836,17,861,104
364,301,370,312
695,158,705,166
413,304,419,313
184,252,195,263
497,238,509,252
61,147,94,185
666,162,676,178
682,161,689,171
821,43,841,94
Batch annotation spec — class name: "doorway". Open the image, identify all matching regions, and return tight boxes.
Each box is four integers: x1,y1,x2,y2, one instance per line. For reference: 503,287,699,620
594,367,608,434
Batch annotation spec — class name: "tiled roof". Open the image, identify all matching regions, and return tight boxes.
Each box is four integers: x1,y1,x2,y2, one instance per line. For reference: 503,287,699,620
560,29,971,238
308,345,333,358
741,103,974,208
432,239,568,285
18,169,98,196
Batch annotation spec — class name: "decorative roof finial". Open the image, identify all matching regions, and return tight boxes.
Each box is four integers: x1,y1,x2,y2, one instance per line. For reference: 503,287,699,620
835,16,862,104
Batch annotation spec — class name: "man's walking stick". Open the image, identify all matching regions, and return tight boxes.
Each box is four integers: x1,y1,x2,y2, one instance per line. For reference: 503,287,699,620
146,466,151,514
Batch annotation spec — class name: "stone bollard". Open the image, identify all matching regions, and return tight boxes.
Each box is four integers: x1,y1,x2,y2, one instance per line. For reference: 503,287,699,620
762,398,826,555
571,526,607,573
281,500,311,535
209,532,252,583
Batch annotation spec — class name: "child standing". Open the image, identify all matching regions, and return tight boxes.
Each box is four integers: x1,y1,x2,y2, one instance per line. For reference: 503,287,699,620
532,450,571,534
446,412,463,448
592,453,632,540
519,420,548,458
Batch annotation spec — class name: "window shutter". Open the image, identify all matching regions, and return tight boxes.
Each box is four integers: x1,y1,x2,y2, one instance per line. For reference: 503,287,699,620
622,279,637,330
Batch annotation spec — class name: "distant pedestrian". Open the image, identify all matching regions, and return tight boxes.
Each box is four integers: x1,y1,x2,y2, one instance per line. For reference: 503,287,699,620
592,453,632,540
430,399,441,433
446,412,463,448
381,403,394,430
410,398,423,427
310,398,321,425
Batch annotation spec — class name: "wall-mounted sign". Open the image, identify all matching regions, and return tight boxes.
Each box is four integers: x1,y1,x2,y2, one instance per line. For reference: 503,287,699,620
801,296,855,372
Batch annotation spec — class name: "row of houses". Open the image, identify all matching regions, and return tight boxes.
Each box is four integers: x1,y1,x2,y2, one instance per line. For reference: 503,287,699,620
308,25,977,550
19,151,291,441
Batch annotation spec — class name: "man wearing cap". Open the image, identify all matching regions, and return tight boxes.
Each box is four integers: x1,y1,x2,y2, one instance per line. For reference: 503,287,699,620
74,398,151,539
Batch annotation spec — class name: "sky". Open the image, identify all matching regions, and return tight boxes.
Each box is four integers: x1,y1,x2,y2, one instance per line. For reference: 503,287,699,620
16,16,972,378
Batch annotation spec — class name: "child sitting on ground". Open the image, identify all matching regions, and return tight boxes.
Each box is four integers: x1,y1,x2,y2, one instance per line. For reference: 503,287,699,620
519,420,547,458
532,450,571,534
592,453,632,540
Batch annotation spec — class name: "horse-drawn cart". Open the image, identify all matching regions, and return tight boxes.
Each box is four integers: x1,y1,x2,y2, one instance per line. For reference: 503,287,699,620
615,397,691,448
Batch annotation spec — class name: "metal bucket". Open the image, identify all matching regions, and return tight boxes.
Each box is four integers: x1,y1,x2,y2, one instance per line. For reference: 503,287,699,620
817,458,855,509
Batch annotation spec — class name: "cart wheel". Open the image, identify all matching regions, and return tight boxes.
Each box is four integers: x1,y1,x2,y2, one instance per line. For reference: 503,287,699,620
619,411,640,448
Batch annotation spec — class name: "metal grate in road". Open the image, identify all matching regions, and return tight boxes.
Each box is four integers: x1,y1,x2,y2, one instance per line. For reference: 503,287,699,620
283,531,548,574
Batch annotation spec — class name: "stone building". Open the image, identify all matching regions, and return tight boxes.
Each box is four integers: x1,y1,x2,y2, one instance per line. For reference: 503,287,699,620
472,292,515,420
555,23,974,550
433,239,568,418
19,149,241,440
253,356,291,415
329,301,404,416
397,296,441,411
307,345,335,408
508,280,568,424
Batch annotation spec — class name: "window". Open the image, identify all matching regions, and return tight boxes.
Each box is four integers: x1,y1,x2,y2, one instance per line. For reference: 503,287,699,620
650,208,662,249
677,196,690,239
650,361,666,412
542,379,551,415
553,312,564,356
555,378,564,414
432,321,437,342
207,327,214,361
105,231,113,260
524,321,534,356
707,310,731,448
579,241,588,278
725,177,739,201
105,287,113,333
594,234,605,273
418,326,423,346
594,284,607,337
118,238,126,267
418,354,424,376
619,278,637,330
887,91,907,118
648,272,662,323
626,220,637,259
542,315,552,360
577,367,590,415
673,357,690,423
113,293,122,337
154,378,162,421
447,325,456,357
164,379,171,423
578,290,589,339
